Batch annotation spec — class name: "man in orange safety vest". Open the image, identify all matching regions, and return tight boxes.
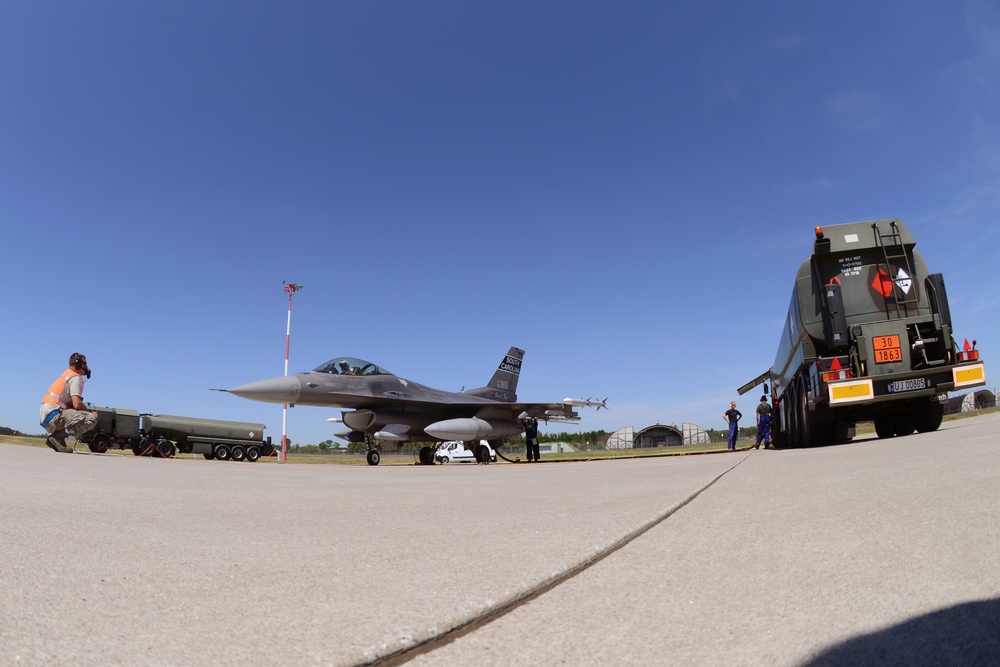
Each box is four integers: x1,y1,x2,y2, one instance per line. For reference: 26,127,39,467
39,353,98,453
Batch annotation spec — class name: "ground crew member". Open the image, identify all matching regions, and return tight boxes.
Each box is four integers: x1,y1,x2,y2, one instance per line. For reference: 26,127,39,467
522,417,540,462
39,353,98,453
755,395,773,449
723,402,742,451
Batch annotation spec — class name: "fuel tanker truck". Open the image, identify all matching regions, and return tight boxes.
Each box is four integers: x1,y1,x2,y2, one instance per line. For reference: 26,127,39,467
739,219,986,447
78,406,274,461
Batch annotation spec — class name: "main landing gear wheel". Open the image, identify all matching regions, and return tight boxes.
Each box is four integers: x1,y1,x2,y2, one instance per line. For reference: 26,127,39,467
366,450,380,466
418,446,434,465
475,444,491,464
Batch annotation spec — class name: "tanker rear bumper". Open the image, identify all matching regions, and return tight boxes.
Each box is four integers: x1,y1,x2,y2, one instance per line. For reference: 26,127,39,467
822,362,985,408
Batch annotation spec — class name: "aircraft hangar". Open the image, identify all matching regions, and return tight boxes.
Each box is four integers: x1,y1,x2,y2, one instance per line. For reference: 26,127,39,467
606,424,685,449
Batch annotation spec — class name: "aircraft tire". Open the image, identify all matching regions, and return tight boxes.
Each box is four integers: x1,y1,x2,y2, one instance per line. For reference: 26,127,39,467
367,450,380,466
231,445,246,462
418,446,434,465
216,445,231,461
246,447,261,462
475,444,491,464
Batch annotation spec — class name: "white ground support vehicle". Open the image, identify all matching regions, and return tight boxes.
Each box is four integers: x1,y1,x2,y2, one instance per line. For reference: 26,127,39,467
433,440,496,463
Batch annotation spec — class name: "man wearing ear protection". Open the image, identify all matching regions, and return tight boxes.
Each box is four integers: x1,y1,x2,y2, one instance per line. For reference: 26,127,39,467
39,353,98,453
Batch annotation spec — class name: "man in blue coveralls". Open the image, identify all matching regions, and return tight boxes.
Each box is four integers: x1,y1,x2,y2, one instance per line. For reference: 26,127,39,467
723,401,742,451
754,395,772,449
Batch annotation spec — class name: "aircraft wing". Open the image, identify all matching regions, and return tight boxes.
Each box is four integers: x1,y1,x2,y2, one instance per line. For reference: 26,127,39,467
496,397,608,423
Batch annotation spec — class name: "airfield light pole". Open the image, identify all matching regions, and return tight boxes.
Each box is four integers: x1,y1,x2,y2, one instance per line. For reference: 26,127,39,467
281,281,304,463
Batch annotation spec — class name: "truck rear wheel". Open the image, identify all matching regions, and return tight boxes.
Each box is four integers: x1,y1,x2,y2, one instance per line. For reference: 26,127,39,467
231,445,246,462
796,378,813,447
874,416,895,439
246,447,261,462
892,414,915,437
914,400,944,433
215,445,231,460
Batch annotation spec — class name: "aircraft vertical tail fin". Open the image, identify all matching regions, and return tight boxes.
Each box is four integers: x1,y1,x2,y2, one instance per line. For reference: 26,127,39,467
466,346,523,402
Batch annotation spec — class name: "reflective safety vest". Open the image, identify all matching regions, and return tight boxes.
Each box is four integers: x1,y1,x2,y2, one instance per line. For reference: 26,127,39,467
41,368,80,410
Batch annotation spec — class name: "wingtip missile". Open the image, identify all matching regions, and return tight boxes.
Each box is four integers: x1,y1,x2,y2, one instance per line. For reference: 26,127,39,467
563,397,608,411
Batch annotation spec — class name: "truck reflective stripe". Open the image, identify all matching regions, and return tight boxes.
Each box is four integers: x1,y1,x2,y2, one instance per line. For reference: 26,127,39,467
828,379,874,404
953,364,986,388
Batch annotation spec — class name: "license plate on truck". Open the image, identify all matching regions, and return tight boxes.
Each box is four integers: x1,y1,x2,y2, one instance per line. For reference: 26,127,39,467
888,378,926,393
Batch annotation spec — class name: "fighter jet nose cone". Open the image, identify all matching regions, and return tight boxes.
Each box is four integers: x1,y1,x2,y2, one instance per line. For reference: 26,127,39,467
229,376,301,404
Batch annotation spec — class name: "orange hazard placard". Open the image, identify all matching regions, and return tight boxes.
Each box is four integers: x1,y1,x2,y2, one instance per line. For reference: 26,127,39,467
873,335,902,363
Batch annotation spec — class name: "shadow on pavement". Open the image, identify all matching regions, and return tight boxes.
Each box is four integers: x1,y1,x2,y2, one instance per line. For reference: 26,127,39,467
803,598,1000,666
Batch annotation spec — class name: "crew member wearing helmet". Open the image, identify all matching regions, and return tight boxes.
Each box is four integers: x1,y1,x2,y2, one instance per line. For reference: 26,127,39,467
722,401,742,452
39,353,98,453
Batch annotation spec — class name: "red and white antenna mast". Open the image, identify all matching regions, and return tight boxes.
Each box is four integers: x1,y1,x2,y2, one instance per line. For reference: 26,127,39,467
281,281,304,462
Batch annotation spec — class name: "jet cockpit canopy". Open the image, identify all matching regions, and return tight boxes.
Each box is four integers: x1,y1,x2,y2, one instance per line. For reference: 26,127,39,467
312,357,390,377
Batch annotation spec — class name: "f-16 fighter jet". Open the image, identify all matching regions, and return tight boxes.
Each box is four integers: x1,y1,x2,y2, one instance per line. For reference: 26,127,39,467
223,347,606,465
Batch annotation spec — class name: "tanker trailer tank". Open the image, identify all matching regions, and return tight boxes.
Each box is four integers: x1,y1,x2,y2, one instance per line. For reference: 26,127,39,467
141,414,273,462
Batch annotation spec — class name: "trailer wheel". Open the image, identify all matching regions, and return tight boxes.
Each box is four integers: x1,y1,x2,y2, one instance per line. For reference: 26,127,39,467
873,416,895,439
215,445,231,461
914,400,944,433
366,450,380,466
418,446,434,465
246,447,261,462
203,452,216,460
797,378,813,447
89,434,110,454
231,445,246,462
892,413,915,437
784,385,798,447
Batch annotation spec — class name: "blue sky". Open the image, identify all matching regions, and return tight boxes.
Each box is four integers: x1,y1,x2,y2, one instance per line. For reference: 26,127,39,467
2,1,997,444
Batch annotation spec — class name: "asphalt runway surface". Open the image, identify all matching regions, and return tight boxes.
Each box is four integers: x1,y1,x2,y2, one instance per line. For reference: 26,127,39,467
3,413,999,666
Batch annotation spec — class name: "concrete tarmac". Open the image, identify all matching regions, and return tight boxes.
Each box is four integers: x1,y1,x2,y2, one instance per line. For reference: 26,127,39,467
2,413,999,666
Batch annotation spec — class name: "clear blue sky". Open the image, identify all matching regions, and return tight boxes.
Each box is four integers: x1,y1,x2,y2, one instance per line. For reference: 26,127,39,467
2,1,997,444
